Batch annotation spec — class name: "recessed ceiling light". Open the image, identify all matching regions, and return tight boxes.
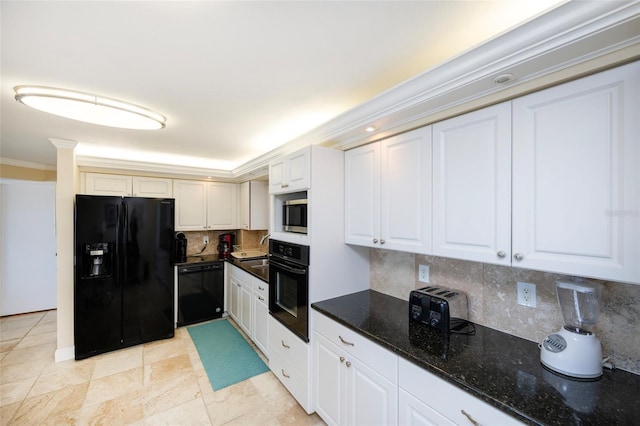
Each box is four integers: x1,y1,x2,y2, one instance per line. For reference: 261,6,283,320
14,86,166,130
494,73,514,85
365,126,376,132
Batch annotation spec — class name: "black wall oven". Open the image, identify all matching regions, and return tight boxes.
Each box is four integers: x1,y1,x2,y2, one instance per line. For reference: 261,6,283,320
269,239,310,342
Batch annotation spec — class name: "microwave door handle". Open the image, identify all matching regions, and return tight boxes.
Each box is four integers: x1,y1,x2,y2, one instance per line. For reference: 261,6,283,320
272,262,307,275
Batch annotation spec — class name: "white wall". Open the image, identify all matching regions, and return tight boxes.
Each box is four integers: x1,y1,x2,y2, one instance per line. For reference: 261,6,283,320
0,179,57,316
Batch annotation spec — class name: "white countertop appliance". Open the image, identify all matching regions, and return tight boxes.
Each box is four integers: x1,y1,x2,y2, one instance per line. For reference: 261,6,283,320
541,279,604,379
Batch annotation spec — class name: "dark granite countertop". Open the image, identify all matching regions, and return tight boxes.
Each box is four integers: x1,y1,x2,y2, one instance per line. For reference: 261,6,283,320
311,290,640,426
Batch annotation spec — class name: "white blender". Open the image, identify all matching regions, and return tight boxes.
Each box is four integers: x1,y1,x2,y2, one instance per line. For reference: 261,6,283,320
540,278,604,379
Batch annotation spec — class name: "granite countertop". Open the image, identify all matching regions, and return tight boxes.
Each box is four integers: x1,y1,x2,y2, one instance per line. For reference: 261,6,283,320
311,290,640,426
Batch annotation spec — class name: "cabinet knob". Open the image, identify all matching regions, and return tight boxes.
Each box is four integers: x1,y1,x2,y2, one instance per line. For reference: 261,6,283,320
380,239,385,245
339,356,345,363
346,361,351,368
373,238,378,244
497,251,506,258
513,253,524,261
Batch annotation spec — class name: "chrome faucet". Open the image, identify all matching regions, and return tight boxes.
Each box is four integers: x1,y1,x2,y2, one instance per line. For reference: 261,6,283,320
259,233,270,245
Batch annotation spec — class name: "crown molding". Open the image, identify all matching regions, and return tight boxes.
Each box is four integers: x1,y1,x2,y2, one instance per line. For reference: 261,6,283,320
49,138,79,151
0,157,57,171
68,1,640,178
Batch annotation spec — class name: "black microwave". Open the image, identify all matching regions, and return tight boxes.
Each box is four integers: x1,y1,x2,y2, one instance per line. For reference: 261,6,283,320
283,199,307,234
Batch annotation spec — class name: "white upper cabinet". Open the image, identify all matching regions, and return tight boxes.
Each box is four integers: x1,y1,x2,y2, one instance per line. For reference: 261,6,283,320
83,173,132,196
345,127,432,254
82,173,172,198
132,176,173,198
512,62,639,284
432,102,512,265
239,180,268,230
207,182,238,230
173,180,238,231
269,146,311,194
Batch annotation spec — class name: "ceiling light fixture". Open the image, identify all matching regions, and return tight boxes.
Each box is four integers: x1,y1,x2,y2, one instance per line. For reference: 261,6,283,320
365,126,376,132
14,86,166,130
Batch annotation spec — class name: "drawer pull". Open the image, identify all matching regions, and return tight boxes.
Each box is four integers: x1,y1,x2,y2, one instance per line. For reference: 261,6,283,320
281,340,290,349
281,369,290,378
461,409,480,426
346,361,351,368
339,356,345,363
339,335,355,346
258,296,264,301
258,286,265,291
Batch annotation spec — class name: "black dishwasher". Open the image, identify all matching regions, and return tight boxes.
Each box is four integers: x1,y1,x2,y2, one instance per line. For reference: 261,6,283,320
177,261,224,327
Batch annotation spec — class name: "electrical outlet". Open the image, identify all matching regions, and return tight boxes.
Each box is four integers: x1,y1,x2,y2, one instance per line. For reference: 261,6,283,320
203,236,209,245
517,282,536,307
419,265,430,283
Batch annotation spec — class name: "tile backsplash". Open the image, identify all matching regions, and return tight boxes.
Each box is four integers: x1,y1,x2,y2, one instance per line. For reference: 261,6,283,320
370,249,640,375
178,229,269,257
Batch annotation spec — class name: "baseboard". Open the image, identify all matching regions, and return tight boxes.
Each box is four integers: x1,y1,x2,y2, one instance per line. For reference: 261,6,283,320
55,346,74,362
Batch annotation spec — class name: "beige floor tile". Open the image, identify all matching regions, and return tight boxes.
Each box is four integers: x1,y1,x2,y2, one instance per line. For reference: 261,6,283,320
0,357,52,384
1,341,56,366
0,313,44,332
143,336,189,365
143,353,192,386
144,397,210,425
40,311,57,324
0,376,37,406
92,345,143,380
0,400,22,423
11,381,88,424
250,371,292,402
25,320,57,337
143,372,201,417
0,338,20,355
28,358,94,397
204,379,263,425
84,366,144,407
0,326,33,342
14,330,57,350
78,389,144,426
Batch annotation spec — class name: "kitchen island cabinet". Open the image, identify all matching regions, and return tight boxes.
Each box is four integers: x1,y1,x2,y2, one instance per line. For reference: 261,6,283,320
312,290,640,426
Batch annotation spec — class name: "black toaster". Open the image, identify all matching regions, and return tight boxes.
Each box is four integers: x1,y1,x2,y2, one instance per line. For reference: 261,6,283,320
409,286,469,333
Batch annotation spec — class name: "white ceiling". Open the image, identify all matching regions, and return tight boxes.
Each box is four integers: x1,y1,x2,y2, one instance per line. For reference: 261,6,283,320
1,1,564,175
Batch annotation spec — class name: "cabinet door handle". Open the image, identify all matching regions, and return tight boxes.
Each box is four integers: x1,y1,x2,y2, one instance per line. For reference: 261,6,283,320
258,286,265,291
461,409,480,426
339,335,355,346
281,369,290,379
497,251,506,258
281,183,289,188
339,356,345,363
346,361,351,368
380,239,385,245
513,253,524,261
373,238,378,244
281,340,290,349
258,296,264,301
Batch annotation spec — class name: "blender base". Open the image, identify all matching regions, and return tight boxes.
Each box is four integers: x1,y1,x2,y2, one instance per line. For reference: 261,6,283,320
540,327,602,380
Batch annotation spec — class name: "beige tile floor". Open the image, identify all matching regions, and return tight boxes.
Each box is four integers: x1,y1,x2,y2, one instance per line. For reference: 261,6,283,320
0,310,325,425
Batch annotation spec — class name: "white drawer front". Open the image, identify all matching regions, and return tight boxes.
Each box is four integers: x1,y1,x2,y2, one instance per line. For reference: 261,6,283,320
314,312,397,382
269,315,309,378
399,358,522,426
254,281,268,299
269,347,311,413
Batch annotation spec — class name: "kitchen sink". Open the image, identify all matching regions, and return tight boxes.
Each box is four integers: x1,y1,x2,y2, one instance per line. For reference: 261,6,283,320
240,258,269,268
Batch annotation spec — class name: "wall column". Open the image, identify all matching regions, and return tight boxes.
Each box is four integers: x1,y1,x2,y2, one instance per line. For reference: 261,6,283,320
50,139,78,362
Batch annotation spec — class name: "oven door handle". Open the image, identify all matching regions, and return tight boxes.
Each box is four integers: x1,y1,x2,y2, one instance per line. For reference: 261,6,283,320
270,261,307,275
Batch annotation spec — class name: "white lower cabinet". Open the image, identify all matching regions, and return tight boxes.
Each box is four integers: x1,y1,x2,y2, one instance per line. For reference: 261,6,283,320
227,264,269,357
313,312,398,426
398,358,522,426
269,316,312,413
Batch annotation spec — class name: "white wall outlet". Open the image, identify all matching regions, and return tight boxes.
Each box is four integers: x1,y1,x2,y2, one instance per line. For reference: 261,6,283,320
203,236,209,245
418,265,430,283
517,282,536,307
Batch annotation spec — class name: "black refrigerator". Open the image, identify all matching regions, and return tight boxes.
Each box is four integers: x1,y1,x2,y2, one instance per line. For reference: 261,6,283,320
74,195,175,360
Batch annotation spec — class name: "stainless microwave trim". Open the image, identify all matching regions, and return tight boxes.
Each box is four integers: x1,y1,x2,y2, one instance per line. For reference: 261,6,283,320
283,224,307,233
283,199,307,206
